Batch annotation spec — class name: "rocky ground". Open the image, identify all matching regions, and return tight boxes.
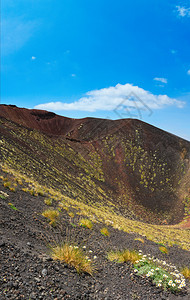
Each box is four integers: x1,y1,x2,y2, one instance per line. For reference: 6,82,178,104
0,185,190,300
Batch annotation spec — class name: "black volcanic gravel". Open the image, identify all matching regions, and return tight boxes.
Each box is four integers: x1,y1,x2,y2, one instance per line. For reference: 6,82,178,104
0,186,190,300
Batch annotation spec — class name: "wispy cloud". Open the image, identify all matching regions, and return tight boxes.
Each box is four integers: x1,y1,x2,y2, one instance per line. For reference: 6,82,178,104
176,5,190,17
34,83,185,113
154,77,168,84
187,70,190,75
31,56,36,60
1,18,37,56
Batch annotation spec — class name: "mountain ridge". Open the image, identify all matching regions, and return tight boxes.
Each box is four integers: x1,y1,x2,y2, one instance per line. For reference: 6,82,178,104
0,104,190,225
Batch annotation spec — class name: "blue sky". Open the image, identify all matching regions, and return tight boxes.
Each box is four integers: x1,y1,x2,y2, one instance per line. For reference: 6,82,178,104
1,0,190,141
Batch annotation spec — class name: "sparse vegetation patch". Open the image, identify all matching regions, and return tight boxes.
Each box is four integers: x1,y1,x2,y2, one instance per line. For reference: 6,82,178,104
50,242,94,275
133,251,186,292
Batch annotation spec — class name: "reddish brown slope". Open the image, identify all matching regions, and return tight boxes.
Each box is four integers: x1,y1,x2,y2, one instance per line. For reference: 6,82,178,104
0,104,190,224
0,105,83,136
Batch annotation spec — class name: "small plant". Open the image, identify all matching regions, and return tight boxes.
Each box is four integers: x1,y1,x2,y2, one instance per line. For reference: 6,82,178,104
108,249,140,264
100,227,110,236
42,209,59,226
68,211,75,218
133,252,186,292
80,218,93,229
134,237,144,243
181,267,190,280
4,182,11,188
9,187,16,192
8,203,18,210
44,198,53,206
37,189,45,197
0,191,9,199
0,191,9,198
159,246,168,254
50,242,94,274
2,177,8,182
29,189,37,196
16,179,23,185
70,222,77,227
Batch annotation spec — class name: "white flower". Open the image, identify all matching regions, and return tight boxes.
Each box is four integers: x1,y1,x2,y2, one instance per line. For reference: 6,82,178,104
172,283,176,287
168,280,173,286
134,269,138,273
89,250,92,253
74,246,78,249
157,283,162,287
163,274,168,278
155,268,159,270
135,260,139,263
175,279,180,283
94,256,97,259
83,246,86,249
151,269,154,272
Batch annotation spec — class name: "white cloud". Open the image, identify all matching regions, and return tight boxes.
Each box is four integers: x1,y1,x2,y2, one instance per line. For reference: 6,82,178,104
31,56,36,60
187,70,190,75
176,5,190,17
1,18,37,56
154,77,168,84
34,83,185,113
71,74,76,77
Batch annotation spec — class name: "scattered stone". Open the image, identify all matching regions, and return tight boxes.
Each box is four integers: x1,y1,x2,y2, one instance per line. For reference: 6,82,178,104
41,268,48,276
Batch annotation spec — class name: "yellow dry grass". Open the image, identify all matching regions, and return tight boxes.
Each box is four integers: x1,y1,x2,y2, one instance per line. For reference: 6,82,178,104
50,242,94,274
80,218,93,229
108,249,140,264
100,227,110,236
42,209,59,226
181,267,190,280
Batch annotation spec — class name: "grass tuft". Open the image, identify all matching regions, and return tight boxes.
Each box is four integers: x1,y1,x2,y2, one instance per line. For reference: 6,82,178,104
44,198,53,206
181,267,190,280
134,237,144,243
8,203,18,210
80,218,93,229
42,209,59,226
50,242,94,275
159,246,168,254
100,227,110,236
68,211,75,218
108,249,140,264
3,182,11,188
